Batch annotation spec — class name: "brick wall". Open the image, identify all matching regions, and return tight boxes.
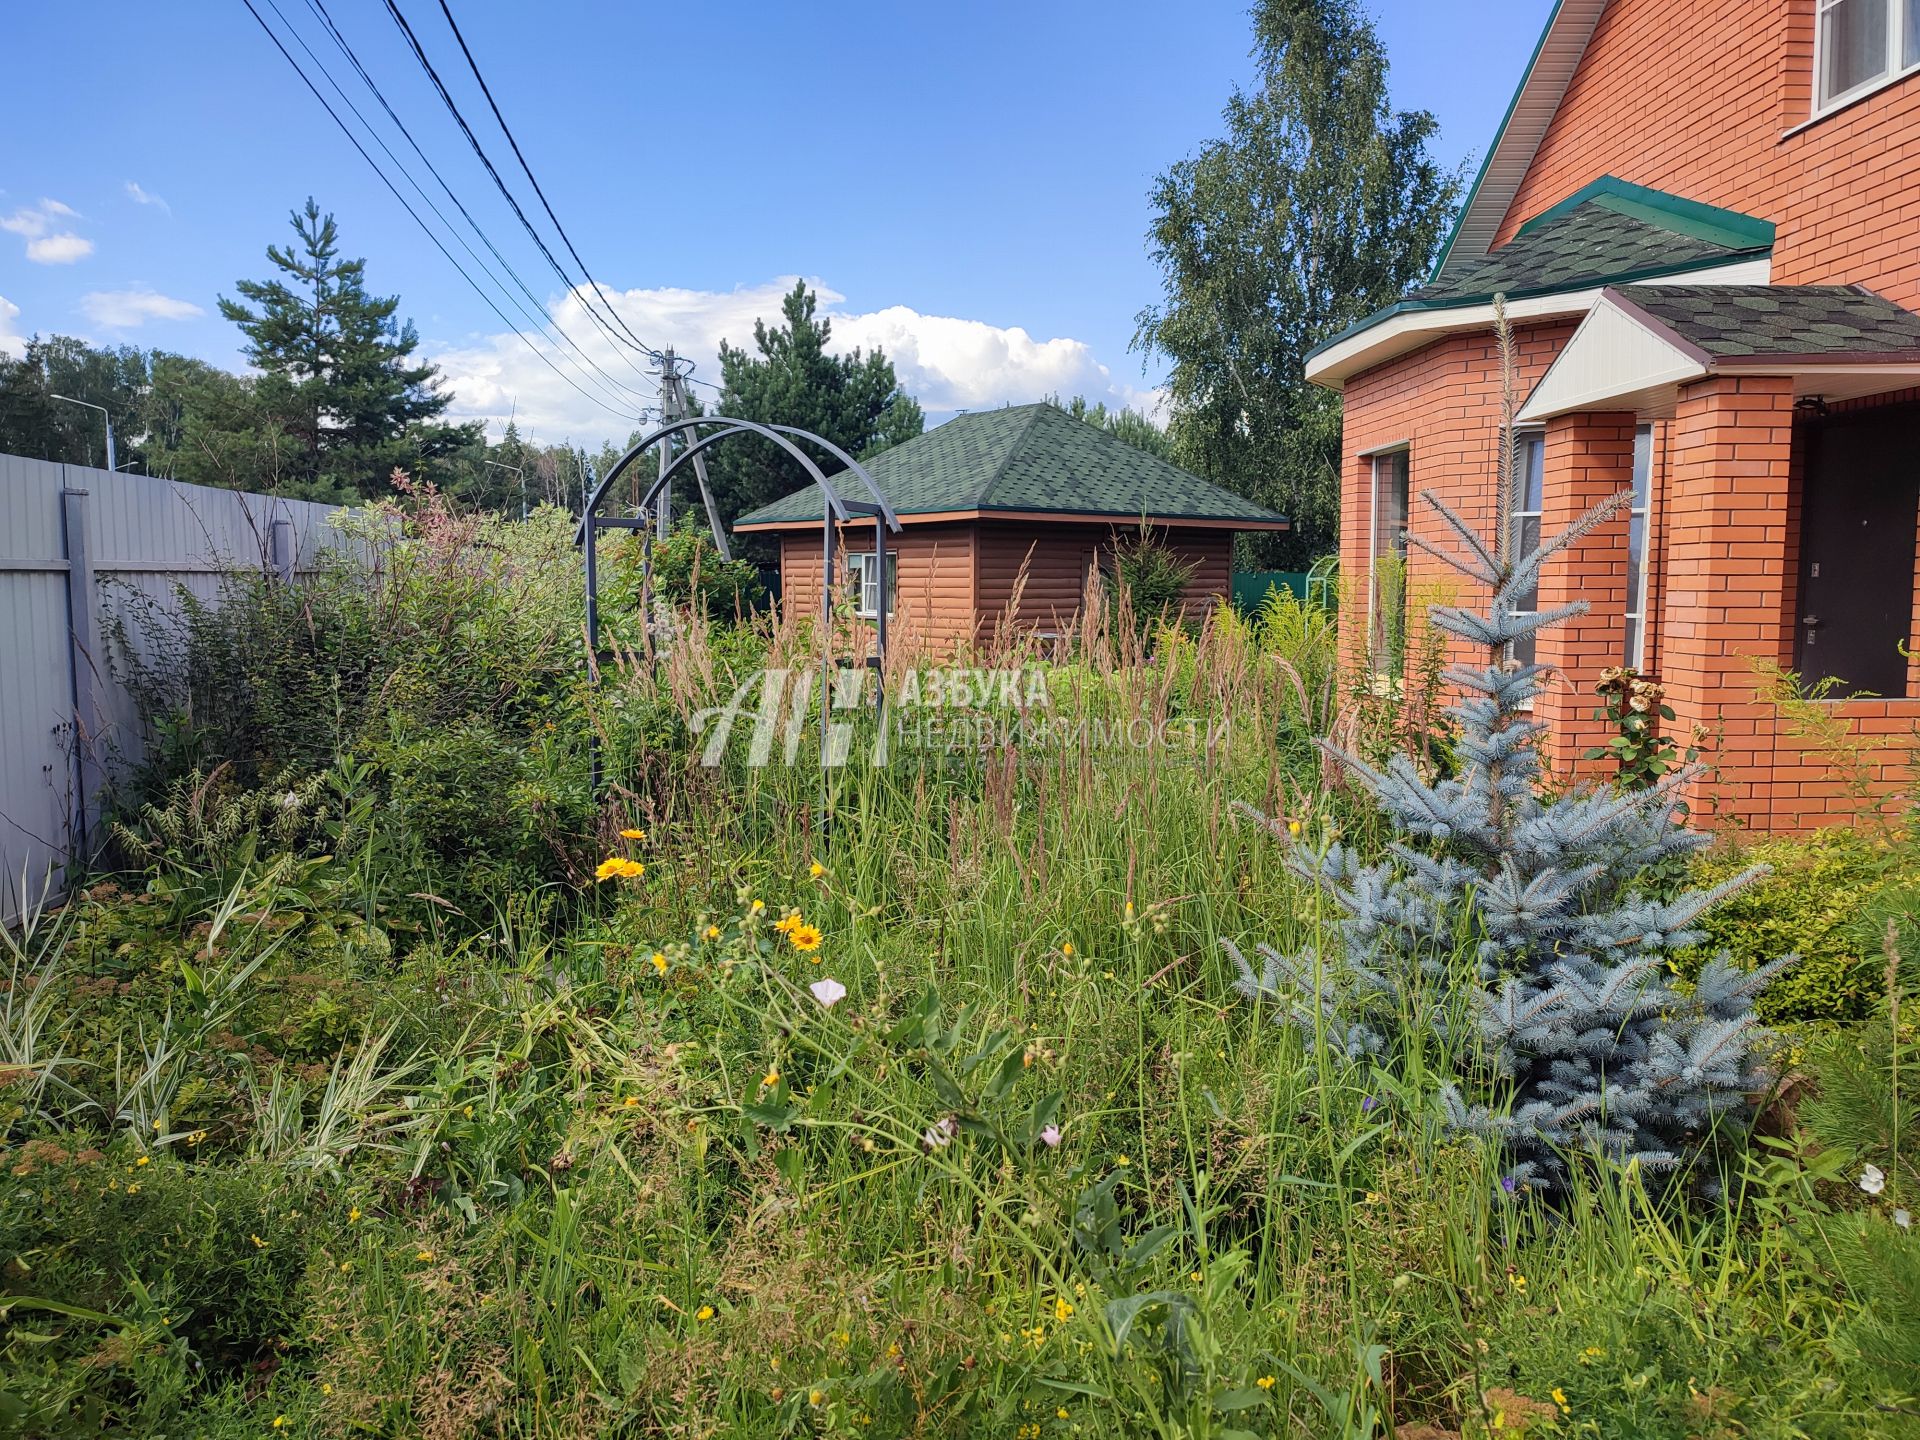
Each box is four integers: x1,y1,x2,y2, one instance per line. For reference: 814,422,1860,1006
1494,0,1920,309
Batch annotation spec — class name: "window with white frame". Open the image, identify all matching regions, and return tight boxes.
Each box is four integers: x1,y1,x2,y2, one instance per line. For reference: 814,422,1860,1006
1623,424,1654,667
1369,449,1411,674
1507,432,1546,667
1816,0,1920,111
846,549,896,619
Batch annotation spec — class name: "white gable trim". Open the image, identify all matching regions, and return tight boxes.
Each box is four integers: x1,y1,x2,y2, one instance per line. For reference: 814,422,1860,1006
1431,0,1613,282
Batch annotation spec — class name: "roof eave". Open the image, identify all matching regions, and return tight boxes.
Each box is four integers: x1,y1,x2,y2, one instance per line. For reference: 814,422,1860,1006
735,507,1290,534
1305,252,1774,390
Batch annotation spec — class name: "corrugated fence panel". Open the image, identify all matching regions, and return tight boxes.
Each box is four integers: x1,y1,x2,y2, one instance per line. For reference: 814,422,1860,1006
0,454,357,922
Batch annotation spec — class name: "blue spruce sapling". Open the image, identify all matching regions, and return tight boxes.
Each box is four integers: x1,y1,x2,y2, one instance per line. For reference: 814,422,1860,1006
1228,302,1791,1193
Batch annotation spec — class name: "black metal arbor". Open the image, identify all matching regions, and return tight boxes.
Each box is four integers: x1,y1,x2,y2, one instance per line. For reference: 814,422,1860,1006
576,417,901,788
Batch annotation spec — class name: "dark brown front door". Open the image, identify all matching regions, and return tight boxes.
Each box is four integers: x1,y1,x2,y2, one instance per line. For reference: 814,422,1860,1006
1795,408,1920,696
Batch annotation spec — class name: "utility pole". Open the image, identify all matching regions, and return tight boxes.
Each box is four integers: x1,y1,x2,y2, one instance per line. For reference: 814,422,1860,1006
51,394,115,473
652,349,731,560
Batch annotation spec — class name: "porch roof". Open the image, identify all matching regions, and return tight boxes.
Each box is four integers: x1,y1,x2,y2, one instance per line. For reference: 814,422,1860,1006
1517,285,1920,422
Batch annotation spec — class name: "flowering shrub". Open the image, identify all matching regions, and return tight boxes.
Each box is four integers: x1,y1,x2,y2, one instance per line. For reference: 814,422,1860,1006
1584,666,1700,790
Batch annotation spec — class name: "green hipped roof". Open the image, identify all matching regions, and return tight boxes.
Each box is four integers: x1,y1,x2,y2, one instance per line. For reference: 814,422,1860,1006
1305,177,1774,366
732,403,1288,529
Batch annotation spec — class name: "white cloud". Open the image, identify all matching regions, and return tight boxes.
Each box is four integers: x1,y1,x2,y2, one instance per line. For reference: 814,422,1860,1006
125,181,170,213
1,199,92,264
26,234,94,264
80,288,204,328
427,275,1165,448
0,294,26,360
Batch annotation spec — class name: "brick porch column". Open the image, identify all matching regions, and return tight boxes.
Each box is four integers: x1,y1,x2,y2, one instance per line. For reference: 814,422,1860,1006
1660,375,1794,826
1536,412,1637,778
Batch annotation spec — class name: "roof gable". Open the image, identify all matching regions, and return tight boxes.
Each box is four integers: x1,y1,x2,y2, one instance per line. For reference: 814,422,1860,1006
731,403,1287,530
1431,0,1611,282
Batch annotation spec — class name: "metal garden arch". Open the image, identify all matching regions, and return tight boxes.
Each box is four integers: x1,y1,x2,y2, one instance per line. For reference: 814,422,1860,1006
576,416,901,789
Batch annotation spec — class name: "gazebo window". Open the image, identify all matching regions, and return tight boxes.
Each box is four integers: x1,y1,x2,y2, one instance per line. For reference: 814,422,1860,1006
847,550,896,619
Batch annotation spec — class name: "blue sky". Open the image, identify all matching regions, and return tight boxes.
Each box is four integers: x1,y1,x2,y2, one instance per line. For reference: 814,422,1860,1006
1,0,1551,448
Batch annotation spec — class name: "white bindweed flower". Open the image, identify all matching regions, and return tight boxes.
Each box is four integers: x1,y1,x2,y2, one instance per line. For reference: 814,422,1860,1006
1039,1124,1062,1148
921,1117,956,1151
1861,1164,1888,1196
1895,1209,1912,1230
809,978,846,1009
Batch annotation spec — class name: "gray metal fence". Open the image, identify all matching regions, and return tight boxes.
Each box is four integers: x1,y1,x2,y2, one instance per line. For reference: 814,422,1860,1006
0,454,357,922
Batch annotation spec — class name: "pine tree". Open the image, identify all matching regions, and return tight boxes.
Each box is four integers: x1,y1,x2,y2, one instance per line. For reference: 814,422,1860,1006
1228,303,1792,1194
219,199,478,499
706,281,923,531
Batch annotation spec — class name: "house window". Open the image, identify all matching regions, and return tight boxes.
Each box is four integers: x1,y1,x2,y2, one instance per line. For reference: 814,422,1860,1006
1507,432,1546,667
846,550,895,618
1623,424,1654,667
1369,449,1411,673
1815,0,1920,111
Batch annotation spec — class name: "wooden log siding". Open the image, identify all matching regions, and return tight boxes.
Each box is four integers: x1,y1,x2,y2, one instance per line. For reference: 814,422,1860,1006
778,521,977,648
778,519,1235,653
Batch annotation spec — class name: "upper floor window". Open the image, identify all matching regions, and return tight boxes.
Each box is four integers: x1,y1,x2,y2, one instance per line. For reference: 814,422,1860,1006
1817,0,1920,112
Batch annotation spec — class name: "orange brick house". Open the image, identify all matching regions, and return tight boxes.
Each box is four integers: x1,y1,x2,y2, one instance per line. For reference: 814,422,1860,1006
1306,0,1920,831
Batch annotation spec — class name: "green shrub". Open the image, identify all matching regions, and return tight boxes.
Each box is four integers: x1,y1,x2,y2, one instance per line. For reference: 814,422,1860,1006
1680,829,1895,1024
1108,522,1197,639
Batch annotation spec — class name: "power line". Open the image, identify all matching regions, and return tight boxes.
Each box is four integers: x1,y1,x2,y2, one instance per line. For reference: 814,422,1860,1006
239,0,644,425
299,0,656,409
380,0,659,370
428,0,662,363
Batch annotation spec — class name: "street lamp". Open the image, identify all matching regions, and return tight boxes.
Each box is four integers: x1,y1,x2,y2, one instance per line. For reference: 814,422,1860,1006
484,459,527,520
50,394,116,474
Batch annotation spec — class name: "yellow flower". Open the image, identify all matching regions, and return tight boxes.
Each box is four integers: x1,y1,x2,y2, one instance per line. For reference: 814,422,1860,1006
788,922,823,953
651,951,668,975
127,1182,141,1194
416,1249,435,1262
750,899,766,913
1551,1386,1569,1410
1510,1272,1528,1292
339,1260,353,1273
761,1067,780,1090
1287,819,1302,836
1256,1375,1276,1391
322,1383,333,1395
348,1207,361,1223
704,924,720,941
1061,942,1074,956
809,861,825,878
596,856,644,882
1114,1154,1130,1167
1052,1296,1074,1321
272,1418,287,1430
809,1389,825,1407
1056,1407,1070,1419
620,827,646,841
696,1304,715,1321
250,1235,268,1249
135,1155,150,1167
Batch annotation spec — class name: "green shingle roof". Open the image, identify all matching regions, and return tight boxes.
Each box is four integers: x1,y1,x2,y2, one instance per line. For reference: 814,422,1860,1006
1613,284,1920,360
1307,177,1774,367
732,403,1288,530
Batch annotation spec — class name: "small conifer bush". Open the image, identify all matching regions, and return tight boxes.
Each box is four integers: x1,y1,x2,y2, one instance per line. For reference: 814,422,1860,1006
1228,307,1792,1194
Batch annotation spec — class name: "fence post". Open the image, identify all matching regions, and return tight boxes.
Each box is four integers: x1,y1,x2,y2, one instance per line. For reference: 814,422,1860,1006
60,482,105,859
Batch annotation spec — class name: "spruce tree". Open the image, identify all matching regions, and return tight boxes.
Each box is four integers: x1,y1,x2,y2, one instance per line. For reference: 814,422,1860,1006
1228,306,1791,1194
219,198,477,499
